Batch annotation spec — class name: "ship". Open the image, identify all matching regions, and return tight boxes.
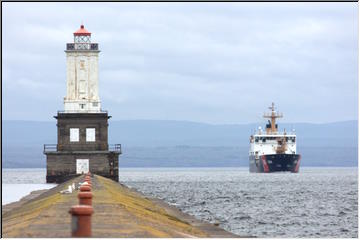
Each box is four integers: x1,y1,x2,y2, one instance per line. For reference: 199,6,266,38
249,103,301,173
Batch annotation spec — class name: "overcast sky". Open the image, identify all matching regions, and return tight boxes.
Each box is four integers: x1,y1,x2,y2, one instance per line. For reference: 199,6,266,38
2,3,358,124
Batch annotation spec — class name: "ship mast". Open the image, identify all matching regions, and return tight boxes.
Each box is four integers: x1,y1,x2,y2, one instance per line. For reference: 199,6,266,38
263,102,283,134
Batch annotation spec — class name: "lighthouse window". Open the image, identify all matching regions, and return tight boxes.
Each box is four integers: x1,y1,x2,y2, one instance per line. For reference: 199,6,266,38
86,128,96,142
70,128,79,142
80,60,85,70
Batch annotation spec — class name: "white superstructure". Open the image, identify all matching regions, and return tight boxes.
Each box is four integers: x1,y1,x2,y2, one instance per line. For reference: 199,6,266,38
64,25,101,113
250,133,297,156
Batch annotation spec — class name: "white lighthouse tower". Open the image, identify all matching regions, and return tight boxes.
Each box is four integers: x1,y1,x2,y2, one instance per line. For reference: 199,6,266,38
64,24,101,112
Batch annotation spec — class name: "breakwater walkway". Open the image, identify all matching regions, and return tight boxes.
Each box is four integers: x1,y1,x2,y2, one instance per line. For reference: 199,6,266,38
2,175,239,238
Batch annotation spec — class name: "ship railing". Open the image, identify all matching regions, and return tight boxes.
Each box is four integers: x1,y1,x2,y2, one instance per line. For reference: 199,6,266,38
253,130,296,136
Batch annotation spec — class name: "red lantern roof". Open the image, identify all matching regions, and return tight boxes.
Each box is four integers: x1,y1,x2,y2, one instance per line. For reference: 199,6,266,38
74,25,91,36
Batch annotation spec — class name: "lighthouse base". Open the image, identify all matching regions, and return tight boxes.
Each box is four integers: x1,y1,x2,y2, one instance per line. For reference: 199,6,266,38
44,111,121,183
45,151,119,183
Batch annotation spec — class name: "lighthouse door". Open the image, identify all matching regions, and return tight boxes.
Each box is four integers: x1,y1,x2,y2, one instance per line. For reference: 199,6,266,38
76,159,89,174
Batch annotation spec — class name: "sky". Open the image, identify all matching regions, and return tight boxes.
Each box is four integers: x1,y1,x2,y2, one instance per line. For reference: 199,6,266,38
2,2,358,124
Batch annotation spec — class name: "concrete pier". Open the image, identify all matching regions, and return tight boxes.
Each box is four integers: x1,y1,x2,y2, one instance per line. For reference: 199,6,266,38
2,175,239,238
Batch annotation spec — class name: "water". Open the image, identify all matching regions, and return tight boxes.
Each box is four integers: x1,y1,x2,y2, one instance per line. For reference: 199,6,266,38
2,168,56,205
2,168,48,184
2,167,357,237
118,167,358,238
2,184,56,205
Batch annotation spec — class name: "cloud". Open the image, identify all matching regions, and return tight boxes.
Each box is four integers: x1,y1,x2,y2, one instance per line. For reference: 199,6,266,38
2,2,358,123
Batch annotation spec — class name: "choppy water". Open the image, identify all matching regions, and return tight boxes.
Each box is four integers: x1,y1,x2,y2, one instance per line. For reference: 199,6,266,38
119,167,358,238
2,167,358,237
2,168,47,184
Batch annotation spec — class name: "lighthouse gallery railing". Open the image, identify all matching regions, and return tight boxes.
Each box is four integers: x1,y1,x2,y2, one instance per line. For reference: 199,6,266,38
44,144,122,153
66,43,98,51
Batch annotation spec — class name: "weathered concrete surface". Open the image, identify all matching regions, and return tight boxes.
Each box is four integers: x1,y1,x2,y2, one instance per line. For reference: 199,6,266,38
2,175,240,238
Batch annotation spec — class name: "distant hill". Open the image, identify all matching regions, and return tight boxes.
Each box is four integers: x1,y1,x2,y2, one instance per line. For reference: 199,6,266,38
2,120,358,168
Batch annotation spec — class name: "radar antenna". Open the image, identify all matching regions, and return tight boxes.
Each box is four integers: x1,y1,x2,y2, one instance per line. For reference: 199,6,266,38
263,102,283,134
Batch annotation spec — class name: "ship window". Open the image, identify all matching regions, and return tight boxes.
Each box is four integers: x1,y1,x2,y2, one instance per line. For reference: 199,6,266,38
86,128,96,142
255,137,259,142
70,128,79,142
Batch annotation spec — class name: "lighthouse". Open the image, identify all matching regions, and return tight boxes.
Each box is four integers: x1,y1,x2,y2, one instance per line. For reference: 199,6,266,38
44,25,121,183
64,24,101,112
